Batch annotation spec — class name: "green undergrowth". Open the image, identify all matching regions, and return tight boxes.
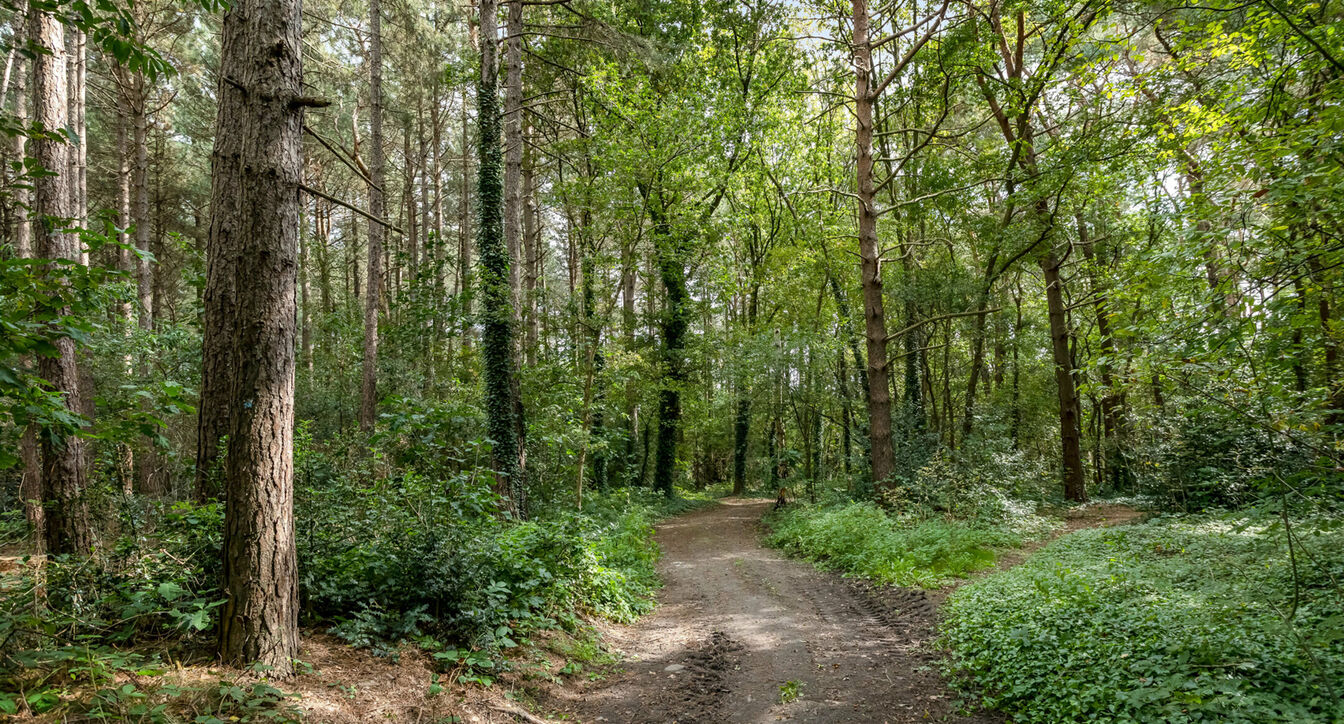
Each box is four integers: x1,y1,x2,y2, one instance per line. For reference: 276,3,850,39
0,442,708,719
763,501,1056,588
939,513,1344,723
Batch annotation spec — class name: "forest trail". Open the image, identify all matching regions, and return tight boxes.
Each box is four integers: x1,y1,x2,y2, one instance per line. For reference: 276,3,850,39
544,498,1000,724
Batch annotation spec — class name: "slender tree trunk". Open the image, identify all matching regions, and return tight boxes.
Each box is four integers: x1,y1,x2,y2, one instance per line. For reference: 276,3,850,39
523,145,538,365
1078,216,1127,488
851,0,895,486
67,28,86,265
732,290,756,496
502,1,529,493
1041,251,1086,502
408,108,420,281
209,0,304,677
13,48,42,546
133,73,153,330
32,6,92,555
360,0,385,433
458,87,473,348
300,207,313,372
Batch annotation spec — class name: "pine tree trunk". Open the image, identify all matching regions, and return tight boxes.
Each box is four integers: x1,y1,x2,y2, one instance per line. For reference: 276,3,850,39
851,0,895,487
32,5,92,555
360,0,385,433
13,48,42,546
208,0,304,676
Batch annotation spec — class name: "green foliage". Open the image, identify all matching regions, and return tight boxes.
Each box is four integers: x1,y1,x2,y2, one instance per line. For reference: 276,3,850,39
0,502,303,719
940,514,1344,723
294,420,672,659
764,501,1048,588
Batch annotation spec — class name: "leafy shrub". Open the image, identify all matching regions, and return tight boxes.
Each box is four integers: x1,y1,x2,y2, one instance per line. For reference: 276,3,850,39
940,514,1344,722
764,502,1046,587
296,430,671,656
1133,391,1314,511
0,501,237,718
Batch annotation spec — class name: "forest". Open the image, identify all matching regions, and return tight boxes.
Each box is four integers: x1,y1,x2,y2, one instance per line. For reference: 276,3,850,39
0,0,1342,720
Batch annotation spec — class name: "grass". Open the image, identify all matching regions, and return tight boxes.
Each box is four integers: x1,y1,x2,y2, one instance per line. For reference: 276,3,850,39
939,512,1344,723
762,501,1055,588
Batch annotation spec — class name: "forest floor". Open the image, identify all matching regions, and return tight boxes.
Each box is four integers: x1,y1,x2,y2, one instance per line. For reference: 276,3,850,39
3,499,1141,723
534,497,1141,724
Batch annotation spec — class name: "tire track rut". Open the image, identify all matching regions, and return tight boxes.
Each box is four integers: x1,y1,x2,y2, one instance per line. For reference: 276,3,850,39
546,499,998,723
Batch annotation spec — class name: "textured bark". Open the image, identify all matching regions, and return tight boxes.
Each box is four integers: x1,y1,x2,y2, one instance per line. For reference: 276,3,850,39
503,0,528,494
67,28,86,264
32,6,92,555
13,49,41,546
851,0,896,486
1042,252,1086,502
132,73,153,329
360,0,385,433
479,0,523,514
208,0,303,676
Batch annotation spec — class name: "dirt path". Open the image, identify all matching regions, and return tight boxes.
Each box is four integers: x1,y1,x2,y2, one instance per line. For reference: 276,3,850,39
543,498,1000,724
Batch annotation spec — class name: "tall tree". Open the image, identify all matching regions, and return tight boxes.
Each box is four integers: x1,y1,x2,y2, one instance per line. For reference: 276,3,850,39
847,0,947,486
360,0,386,432
208,0,306,676
31,3,92,555
478,0,523,514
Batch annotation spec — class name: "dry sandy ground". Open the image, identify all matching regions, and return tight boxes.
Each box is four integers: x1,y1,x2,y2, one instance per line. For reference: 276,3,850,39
541,498,1003,724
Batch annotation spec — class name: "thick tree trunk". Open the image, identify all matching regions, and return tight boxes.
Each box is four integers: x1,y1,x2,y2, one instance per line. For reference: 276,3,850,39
360,0,385,433
650,201,688,497
32,6,93,555
851,0,895,486
208,0,304,677
1041,252,1086,502
478,0,523,514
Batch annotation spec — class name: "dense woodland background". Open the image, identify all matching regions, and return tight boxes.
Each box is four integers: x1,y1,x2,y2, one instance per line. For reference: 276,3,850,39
1,0,1342,719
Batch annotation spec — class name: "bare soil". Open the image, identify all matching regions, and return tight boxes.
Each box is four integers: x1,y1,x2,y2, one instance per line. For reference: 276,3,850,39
540,498,1002,724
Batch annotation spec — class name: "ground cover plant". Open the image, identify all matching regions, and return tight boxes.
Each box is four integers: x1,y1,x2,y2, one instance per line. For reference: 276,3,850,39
763,500,1052,588
939,512,1344,723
